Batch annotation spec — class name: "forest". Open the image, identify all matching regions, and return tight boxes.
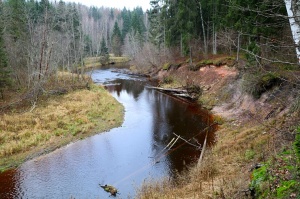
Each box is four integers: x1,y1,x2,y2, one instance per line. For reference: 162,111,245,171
1,0,300,198
0,0,299,97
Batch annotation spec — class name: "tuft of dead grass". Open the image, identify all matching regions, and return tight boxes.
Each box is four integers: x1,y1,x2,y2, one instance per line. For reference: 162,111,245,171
0,84,124,171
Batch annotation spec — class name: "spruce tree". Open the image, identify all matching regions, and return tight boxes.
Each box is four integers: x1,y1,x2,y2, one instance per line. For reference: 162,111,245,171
121,8,131,40
111,22,122,56
0,0,10,98
148,0,164,48
100,37,109,64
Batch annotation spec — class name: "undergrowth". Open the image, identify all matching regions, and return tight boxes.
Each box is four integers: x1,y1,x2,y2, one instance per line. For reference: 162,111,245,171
250,127,300,199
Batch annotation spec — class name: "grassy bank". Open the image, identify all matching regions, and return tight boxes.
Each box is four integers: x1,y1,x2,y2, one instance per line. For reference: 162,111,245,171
136,56,300,198
0,84,124,172
84,55,130,69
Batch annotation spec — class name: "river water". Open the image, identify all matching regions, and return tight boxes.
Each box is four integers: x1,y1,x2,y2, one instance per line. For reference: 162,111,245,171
0,66,216,199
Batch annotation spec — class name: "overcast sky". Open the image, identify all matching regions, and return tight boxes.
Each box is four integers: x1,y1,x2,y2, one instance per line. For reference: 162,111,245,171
61,0,151,11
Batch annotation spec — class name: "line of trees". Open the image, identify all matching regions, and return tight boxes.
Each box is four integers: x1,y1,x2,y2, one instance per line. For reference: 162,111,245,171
146,0,298,65
0,0,299,99
0,0,147,98
0,0,84,98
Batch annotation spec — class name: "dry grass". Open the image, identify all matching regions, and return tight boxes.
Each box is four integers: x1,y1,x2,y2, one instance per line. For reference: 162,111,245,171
84,56,130,69
0,84,124,171
136,62,283,198
136,121,273,199
84,57,102,68
109,56,130,63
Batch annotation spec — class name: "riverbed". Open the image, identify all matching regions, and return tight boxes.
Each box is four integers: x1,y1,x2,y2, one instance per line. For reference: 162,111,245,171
0,66,216,198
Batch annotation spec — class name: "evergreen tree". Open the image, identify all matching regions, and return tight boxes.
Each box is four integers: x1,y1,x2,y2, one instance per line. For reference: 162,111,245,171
148,0,164,48
0,0,10,98
111,22,122,56
6,0,27,41
225,0,287,63
88,6,101,20
121,8,131,39
99,37,109,64
100,37,109,56
131,8,146,35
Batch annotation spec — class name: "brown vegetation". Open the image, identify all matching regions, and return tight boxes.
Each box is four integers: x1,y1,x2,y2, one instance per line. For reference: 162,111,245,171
137,55,300,198
0,72,124,172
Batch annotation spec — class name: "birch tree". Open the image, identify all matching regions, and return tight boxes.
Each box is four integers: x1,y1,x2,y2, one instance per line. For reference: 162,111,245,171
285,0,300,64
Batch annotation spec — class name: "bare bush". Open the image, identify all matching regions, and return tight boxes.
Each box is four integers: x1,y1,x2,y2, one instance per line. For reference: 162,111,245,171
125,40,175,72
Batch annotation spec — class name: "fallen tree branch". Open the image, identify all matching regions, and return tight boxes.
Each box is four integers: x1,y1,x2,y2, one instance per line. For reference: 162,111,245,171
146,86,188,93
146,86,199,100
173,133,202,150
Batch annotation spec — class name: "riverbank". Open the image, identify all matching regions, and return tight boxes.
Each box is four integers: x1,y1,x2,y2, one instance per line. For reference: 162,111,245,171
0,73,124,172
136,55,300,198
84,55,130,69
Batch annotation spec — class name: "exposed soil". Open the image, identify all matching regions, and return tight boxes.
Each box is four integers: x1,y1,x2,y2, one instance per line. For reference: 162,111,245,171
139,55,300,198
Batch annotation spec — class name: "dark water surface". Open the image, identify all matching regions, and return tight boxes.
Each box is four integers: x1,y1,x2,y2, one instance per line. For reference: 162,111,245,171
0,67,217,199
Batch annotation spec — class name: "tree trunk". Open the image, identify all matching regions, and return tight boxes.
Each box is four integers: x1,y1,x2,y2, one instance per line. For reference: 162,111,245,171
212,23,217,55
285,0,300,64
199,2,207,55
236,32,241,61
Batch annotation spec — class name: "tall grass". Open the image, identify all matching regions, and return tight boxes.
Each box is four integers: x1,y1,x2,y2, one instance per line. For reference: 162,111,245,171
0,84,124,171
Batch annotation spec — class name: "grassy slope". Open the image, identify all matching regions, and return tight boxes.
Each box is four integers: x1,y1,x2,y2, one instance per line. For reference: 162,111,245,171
137,56,300,198
0,84,124,172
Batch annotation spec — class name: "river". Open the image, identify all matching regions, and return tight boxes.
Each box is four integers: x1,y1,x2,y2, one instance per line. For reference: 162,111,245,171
0,66,217,198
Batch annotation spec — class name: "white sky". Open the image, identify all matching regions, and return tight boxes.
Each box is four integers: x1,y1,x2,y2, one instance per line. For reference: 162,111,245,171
61,0,151,11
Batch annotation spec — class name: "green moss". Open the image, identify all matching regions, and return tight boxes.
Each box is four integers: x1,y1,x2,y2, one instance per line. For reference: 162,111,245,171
276,180,298,198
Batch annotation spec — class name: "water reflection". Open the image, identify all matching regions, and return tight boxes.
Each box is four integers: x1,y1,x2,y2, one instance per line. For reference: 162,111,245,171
0,68,217,198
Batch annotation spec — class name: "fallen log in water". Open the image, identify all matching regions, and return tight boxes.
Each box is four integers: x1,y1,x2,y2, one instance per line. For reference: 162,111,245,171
146,86,188,93
146,86,198,100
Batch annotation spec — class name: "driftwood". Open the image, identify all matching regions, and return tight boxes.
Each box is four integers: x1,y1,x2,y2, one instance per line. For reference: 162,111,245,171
147,86,187,93
99,184,118,196
146,86,198,100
